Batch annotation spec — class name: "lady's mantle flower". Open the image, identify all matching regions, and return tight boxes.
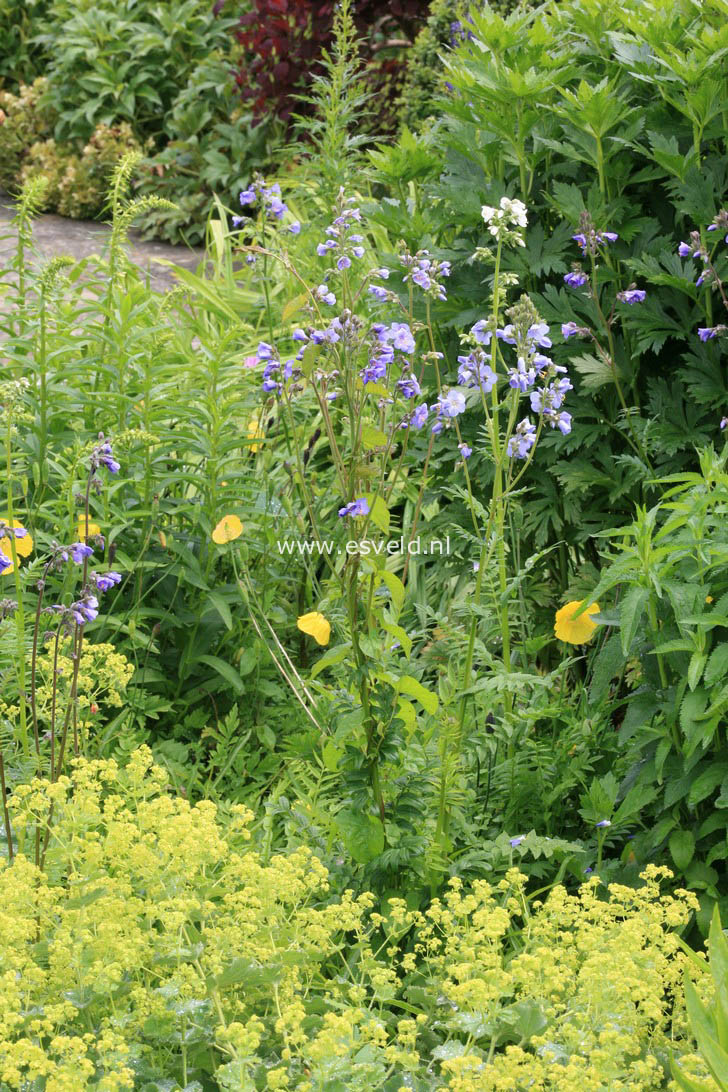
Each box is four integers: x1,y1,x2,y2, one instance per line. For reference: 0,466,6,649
554,600,600,644
212,514,243,544
617,287,646,304
564,270,588,288
338,498,369,519
297,611,331,646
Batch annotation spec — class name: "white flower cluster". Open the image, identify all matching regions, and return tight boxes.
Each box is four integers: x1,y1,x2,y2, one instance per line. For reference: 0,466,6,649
481,196,528,246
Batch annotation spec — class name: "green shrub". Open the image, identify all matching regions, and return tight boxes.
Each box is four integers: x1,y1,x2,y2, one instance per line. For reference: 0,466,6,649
0,746,715,1090
35,0,233,145
0,0,51,89
0,78,56,193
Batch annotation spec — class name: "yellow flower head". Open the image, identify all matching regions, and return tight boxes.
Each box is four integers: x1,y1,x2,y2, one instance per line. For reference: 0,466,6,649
248,415,264,454
212,514,243,545
1,518,33,573
297,611,331,646
554,600,600,644
78,518,102,540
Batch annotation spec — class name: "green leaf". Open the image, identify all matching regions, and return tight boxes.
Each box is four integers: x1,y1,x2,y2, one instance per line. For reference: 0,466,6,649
382,621,412,658
197,655,245,693
361,424,388,450
282,292,308,322
620,585,649,655
688,652,707,691
216,959,281,989
336,808,385,864
589,633,624,706
669,830,695,871
301,340,323,378
310,644,349,680
378,571,405,615
206,590,233,632
365,494,390,535
397,675,438,715
688,765,728,808
705,644,728,688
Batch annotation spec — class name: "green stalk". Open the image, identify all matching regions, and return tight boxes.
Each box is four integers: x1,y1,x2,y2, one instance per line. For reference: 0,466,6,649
6,422,29,758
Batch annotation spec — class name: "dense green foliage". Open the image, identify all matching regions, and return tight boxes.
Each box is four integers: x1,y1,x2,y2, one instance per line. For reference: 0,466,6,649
1,0,728,1086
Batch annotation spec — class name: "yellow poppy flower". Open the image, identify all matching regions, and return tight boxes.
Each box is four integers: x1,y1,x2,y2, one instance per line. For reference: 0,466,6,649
1,519,33,573
248,415,264,454
212,514,243,544
78,518,102,539
706,595,713,604
554,600,600,644
296,611,331,646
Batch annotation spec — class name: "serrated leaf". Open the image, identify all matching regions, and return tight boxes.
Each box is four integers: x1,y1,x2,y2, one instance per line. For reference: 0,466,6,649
705,644,728,688
688,652,707,691
361,424,388,449
620,585,649,655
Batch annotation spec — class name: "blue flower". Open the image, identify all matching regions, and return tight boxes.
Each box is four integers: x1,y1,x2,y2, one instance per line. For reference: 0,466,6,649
618,288,646,304
339,497,370,518
436,390,466,418
315,285,336,306
0,549,12,574
397,374,421,399
458,443,472,459
564,271,588,288
407,403,429,430
239,188,256,206
595,819,611,828
699,326,718,341
70,542,94,564
509,835,524,848
678,241,692,257
96,442,120,474
337,255,351,271
369,285,388,301
288,220,301,234
471,320,492,345
257,342,274,360
389,323,416,354
561,321,581,339
506,419,537,458
457,353,496,392
95,571,122,592
317,241,336,256
360,359,388,384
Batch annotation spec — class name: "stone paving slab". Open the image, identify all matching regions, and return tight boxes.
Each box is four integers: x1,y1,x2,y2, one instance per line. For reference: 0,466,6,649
0,193,205,293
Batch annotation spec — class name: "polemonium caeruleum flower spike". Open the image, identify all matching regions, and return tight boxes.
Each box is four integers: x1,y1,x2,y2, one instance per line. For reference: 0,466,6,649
617,288,646,304
338,498,370,518
471,320,492,345
97,442,120,474
389,323,416,354
397,374,421,399
457,353,496,392
436,390,466,418
506,419,537,459
70,542,94,564
94,571,122,593
564,271,588,288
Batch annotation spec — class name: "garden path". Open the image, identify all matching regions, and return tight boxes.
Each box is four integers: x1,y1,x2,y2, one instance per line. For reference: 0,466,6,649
0,194,204,293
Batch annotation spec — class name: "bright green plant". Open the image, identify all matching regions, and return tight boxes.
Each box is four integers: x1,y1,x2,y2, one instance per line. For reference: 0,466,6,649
673,905,728,1092
581,444,728,921
0,746,710,1090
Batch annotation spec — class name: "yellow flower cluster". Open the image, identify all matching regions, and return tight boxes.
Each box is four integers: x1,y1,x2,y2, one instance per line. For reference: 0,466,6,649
0,750,715,1091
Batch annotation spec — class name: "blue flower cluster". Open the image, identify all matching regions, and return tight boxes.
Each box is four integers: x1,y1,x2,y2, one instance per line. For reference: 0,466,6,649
0,524,28,574
678,210,727,342
400,249,452,302
233,177,300,234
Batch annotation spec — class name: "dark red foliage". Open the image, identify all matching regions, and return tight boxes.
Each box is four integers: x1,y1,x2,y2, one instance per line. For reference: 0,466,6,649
219,0,430,128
